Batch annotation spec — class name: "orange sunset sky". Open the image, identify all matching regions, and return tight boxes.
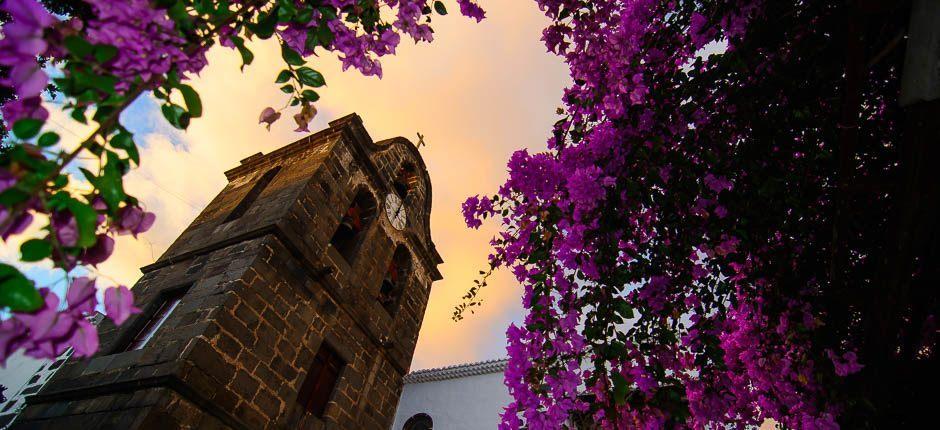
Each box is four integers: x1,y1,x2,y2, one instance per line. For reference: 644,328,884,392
26,0,570,370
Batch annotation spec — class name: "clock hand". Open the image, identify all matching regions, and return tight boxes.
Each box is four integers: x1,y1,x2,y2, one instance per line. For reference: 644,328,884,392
394,199,405,218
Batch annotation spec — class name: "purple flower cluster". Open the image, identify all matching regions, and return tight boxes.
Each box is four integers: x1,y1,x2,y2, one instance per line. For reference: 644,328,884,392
0,170,35,240
83,0,209,90
462,195,493,229
826,349,864,377
462,0,868,428
1,168,153,363
457,0,486,22
0,0,56,124
0,279,140,364
276,0,484,80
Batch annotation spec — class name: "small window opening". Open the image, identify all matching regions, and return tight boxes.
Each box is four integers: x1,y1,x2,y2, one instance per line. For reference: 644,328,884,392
392,164,418,201
403,413,433,430
297,342,345,417
224,166,282,223
378,245,411,315
124,287,187,351
329,189,377,262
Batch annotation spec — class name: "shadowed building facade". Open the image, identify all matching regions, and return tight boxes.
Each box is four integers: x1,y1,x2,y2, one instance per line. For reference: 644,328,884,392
11,114,442,430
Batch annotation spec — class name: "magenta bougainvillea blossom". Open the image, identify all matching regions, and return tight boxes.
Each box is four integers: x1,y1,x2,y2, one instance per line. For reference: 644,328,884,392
462,0,928,428
0,278,123,363
0,0,56,124
82,0,210,91
103,285,141,326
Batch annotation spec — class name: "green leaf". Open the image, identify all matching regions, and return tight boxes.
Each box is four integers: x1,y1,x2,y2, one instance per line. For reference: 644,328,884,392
316,24,334,48
434,1,448,15
231,36,254,70
0,264,41,312
37,132,60,147
612,373,629,404
276,0,297,22
275,70,293,84
12,119,43,140
615,300,635,319
318,6,337,20
280,84,295,94
249,7,279,39
66,199,100,248
193,0,214,14
70,106,88,124
94,44,119,63
161,104,190,130
301,89,320,102
20,239,52,262
64,36,94,58
177,84,202,118
606,340,626,359
73,70,117,94
91,152,127,209
166,69,181,86
295,67,326,87
280,43,305,66
110,131,139,165
166,1,194,34
52,174,68,189
293,7,313,24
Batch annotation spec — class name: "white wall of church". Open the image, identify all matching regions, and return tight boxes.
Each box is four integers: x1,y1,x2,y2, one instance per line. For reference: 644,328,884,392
392,371,512,430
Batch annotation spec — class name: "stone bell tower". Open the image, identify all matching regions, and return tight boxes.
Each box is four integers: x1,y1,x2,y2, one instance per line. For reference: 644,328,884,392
12,114,443,429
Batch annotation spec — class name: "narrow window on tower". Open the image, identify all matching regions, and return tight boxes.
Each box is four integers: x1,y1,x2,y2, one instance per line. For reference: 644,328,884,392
329,189,377,262
392,163,418,201
223,166,282,223
297,342,345,417
378,245,411,315
123,287,189,351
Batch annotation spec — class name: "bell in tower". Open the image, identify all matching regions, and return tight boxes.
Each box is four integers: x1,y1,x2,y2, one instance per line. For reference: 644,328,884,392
11,114,443,430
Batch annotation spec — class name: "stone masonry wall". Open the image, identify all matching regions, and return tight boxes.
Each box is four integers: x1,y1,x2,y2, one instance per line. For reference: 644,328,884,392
11,114,440,430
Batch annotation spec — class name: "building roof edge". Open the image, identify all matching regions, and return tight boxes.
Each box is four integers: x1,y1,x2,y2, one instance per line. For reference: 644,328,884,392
403,358,508,384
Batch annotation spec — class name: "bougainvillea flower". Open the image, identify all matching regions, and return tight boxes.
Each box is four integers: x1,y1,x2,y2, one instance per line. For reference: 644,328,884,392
113,205,155,237
0,96,48,124
827,350,864,377
0,319,28,366
0,209,33,241
0,0,55,29
0,0,55,125
293,103,318,132
4,64,48,99
14,291,79,360
66,277,98,315
457,0,486,22
70,319,99,357
51,211,79,247
80,234,114,266
258,107,281,130
104,285,141,326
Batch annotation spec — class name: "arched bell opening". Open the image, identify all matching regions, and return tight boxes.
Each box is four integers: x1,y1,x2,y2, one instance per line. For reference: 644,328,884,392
378,245,412,315
329,188,377,263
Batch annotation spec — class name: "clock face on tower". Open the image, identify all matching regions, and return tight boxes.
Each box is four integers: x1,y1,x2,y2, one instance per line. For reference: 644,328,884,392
385,192,407,230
